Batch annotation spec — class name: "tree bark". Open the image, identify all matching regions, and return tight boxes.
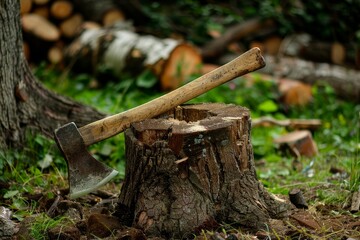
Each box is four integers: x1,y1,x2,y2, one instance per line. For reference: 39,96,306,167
0,0,104,150
116,103,288,238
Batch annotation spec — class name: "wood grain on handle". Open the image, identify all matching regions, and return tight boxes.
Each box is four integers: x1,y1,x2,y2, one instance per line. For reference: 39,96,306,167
80,47,265,146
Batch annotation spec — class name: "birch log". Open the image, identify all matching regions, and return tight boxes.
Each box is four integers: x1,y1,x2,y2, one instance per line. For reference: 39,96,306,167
65,28,202,90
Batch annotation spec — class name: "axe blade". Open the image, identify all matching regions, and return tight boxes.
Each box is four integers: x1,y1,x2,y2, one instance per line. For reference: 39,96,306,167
54,122,118,199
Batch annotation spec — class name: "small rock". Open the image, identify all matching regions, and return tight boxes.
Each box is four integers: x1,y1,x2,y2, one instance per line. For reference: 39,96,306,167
289,188,308,209
64,208,82,222
87,213,123,238
48,225,81,240
0,206,16,239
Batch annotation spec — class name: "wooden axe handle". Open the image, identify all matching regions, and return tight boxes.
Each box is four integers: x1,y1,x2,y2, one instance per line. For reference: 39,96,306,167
80,47,265,146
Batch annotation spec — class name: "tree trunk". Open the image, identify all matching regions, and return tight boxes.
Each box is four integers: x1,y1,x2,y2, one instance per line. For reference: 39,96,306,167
116,103,288,239
0,0,105,150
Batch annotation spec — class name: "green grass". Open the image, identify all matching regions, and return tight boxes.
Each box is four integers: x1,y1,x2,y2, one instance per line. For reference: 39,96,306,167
30,213,69,239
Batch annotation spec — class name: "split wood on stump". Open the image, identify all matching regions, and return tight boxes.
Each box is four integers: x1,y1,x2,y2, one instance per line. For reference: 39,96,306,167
116,103,288,239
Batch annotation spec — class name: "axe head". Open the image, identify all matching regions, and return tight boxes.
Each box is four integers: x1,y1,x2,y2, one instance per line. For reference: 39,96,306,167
54,122,118,199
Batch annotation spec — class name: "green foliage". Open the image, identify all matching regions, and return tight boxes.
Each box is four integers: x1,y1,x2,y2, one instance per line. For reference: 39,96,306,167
140,0,242,45
0,131,67,220
137,1,360,47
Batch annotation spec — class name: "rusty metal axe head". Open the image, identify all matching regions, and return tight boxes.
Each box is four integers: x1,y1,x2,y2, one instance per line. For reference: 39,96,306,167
54,122,118,199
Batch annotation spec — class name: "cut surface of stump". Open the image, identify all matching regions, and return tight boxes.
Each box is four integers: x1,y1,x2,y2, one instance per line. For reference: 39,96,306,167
116,103,288,238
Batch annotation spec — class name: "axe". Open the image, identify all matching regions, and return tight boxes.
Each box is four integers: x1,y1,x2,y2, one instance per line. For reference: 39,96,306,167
54,48,265,199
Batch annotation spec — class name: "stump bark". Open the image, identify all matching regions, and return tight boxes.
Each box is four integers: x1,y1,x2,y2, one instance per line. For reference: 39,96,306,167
116,103,288,238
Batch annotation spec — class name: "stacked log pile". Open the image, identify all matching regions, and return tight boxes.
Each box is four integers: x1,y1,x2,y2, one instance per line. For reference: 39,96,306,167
20,0,125,64
20,0,202,90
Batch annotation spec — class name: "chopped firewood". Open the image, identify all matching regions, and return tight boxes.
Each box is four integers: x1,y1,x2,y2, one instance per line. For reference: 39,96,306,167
263,36,282,55
59,14,83,38
278,79,313,106
22,14,60,42
32,6,50,18
65,28,202,90
351,191,360,213
252,117,321,130
20,0,32,15
289,188,308,209
50,0,73,20
102,9,125,26
331,42,346,65
48,45,63,64
274,130,318,157
250,36,282,56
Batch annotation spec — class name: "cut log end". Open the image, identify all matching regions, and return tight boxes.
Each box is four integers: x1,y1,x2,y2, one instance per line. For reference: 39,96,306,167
274,130,318,157
102,9,125,26
59,14,83,38
160,44,202,91
50,0,73,20
22,14,60,42
279,79,313,106
48,46,63,64
20,0,32,15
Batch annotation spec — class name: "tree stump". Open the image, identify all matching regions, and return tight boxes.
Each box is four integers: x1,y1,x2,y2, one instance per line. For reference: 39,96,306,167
116,103,288,238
